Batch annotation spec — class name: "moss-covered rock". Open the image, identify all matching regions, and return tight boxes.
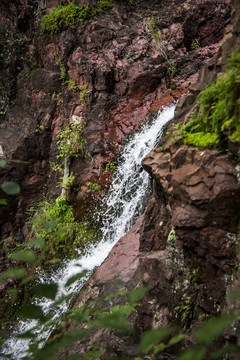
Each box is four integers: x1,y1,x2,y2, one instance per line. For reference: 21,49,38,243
41,1,113,34
179,47,240,148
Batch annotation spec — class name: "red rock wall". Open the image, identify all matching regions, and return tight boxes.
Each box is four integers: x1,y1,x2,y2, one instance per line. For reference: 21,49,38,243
0,0,231,247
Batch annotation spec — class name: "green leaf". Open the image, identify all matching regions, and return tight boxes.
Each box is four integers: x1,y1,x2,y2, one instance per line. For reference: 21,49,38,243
140,327,177,353
16,330,36,339
0,199,7,205
18,304,46,321
51,226,68,237
65,270,88,287
37,329,89,358
177,347,207,360
5,288,18,295
68,307,90,323
194,314,237,346
168,334,187,347
104,289,128,301
42,220,58,229
129,285,152,306
3,267,27,279
0,330,9,339
211,345,240,359
1,182,20,195
68,349,104,360
46,258,61,265
0,339,6,347
95,312,131,333
25,237,45,249
54,292,77,306
154,342,167,353
110,305,135,316
33,283,58,300
8,250,36,263
0,160,7,168
0,353,12,359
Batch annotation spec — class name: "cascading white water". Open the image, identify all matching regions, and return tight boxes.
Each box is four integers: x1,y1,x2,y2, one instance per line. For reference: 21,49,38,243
1,105,176,359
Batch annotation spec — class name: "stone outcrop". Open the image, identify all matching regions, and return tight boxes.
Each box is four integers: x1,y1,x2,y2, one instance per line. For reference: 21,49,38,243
140,145,240,319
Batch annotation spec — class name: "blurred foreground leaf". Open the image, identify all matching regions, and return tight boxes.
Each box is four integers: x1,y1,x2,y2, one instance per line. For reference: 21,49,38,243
140,327,177,353
8,250,36,263
1,182,20,195
0,160,7,167
129,285,152,306
95,311,131,333
211,345,240,359
18,304,47,322
177,347,206,360
33,283,58,300
65,270,88,287
194,314,237,346
26,237,45,249
3,267,27,279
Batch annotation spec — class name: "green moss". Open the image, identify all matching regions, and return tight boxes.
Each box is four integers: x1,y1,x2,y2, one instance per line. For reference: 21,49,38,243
41,1,113,34
182,132,219,148
179,47,240,148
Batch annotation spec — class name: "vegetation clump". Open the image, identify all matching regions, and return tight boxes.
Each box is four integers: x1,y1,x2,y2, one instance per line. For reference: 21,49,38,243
179,47,240,148
87,182,101,193
57,121,88,160
28,196,76,259
41,1,113,34
191,39,200,50
28,196,101,259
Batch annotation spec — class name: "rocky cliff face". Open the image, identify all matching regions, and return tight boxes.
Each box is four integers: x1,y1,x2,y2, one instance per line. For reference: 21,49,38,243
137,0,240,354
56,0,240,358
1,0,239,357
0,0,231,242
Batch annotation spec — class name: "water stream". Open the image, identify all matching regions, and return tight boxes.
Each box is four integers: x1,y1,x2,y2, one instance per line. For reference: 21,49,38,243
1,105,176,359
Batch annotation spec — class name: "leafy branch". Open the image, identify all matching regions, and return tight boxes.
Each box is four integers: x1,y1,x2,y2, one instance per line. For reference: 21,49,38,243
57,121,88,160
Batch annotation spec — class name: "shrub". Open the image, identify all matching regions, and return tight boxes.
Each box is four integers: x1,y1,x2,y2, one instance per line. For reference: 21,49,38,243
57,121,88,160
28,196,101,259
28,196,77,258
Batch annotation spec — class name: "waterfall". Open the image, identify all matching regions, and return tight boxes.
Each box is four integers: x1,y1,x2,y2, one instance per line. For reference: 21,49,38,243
1,105,176,359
